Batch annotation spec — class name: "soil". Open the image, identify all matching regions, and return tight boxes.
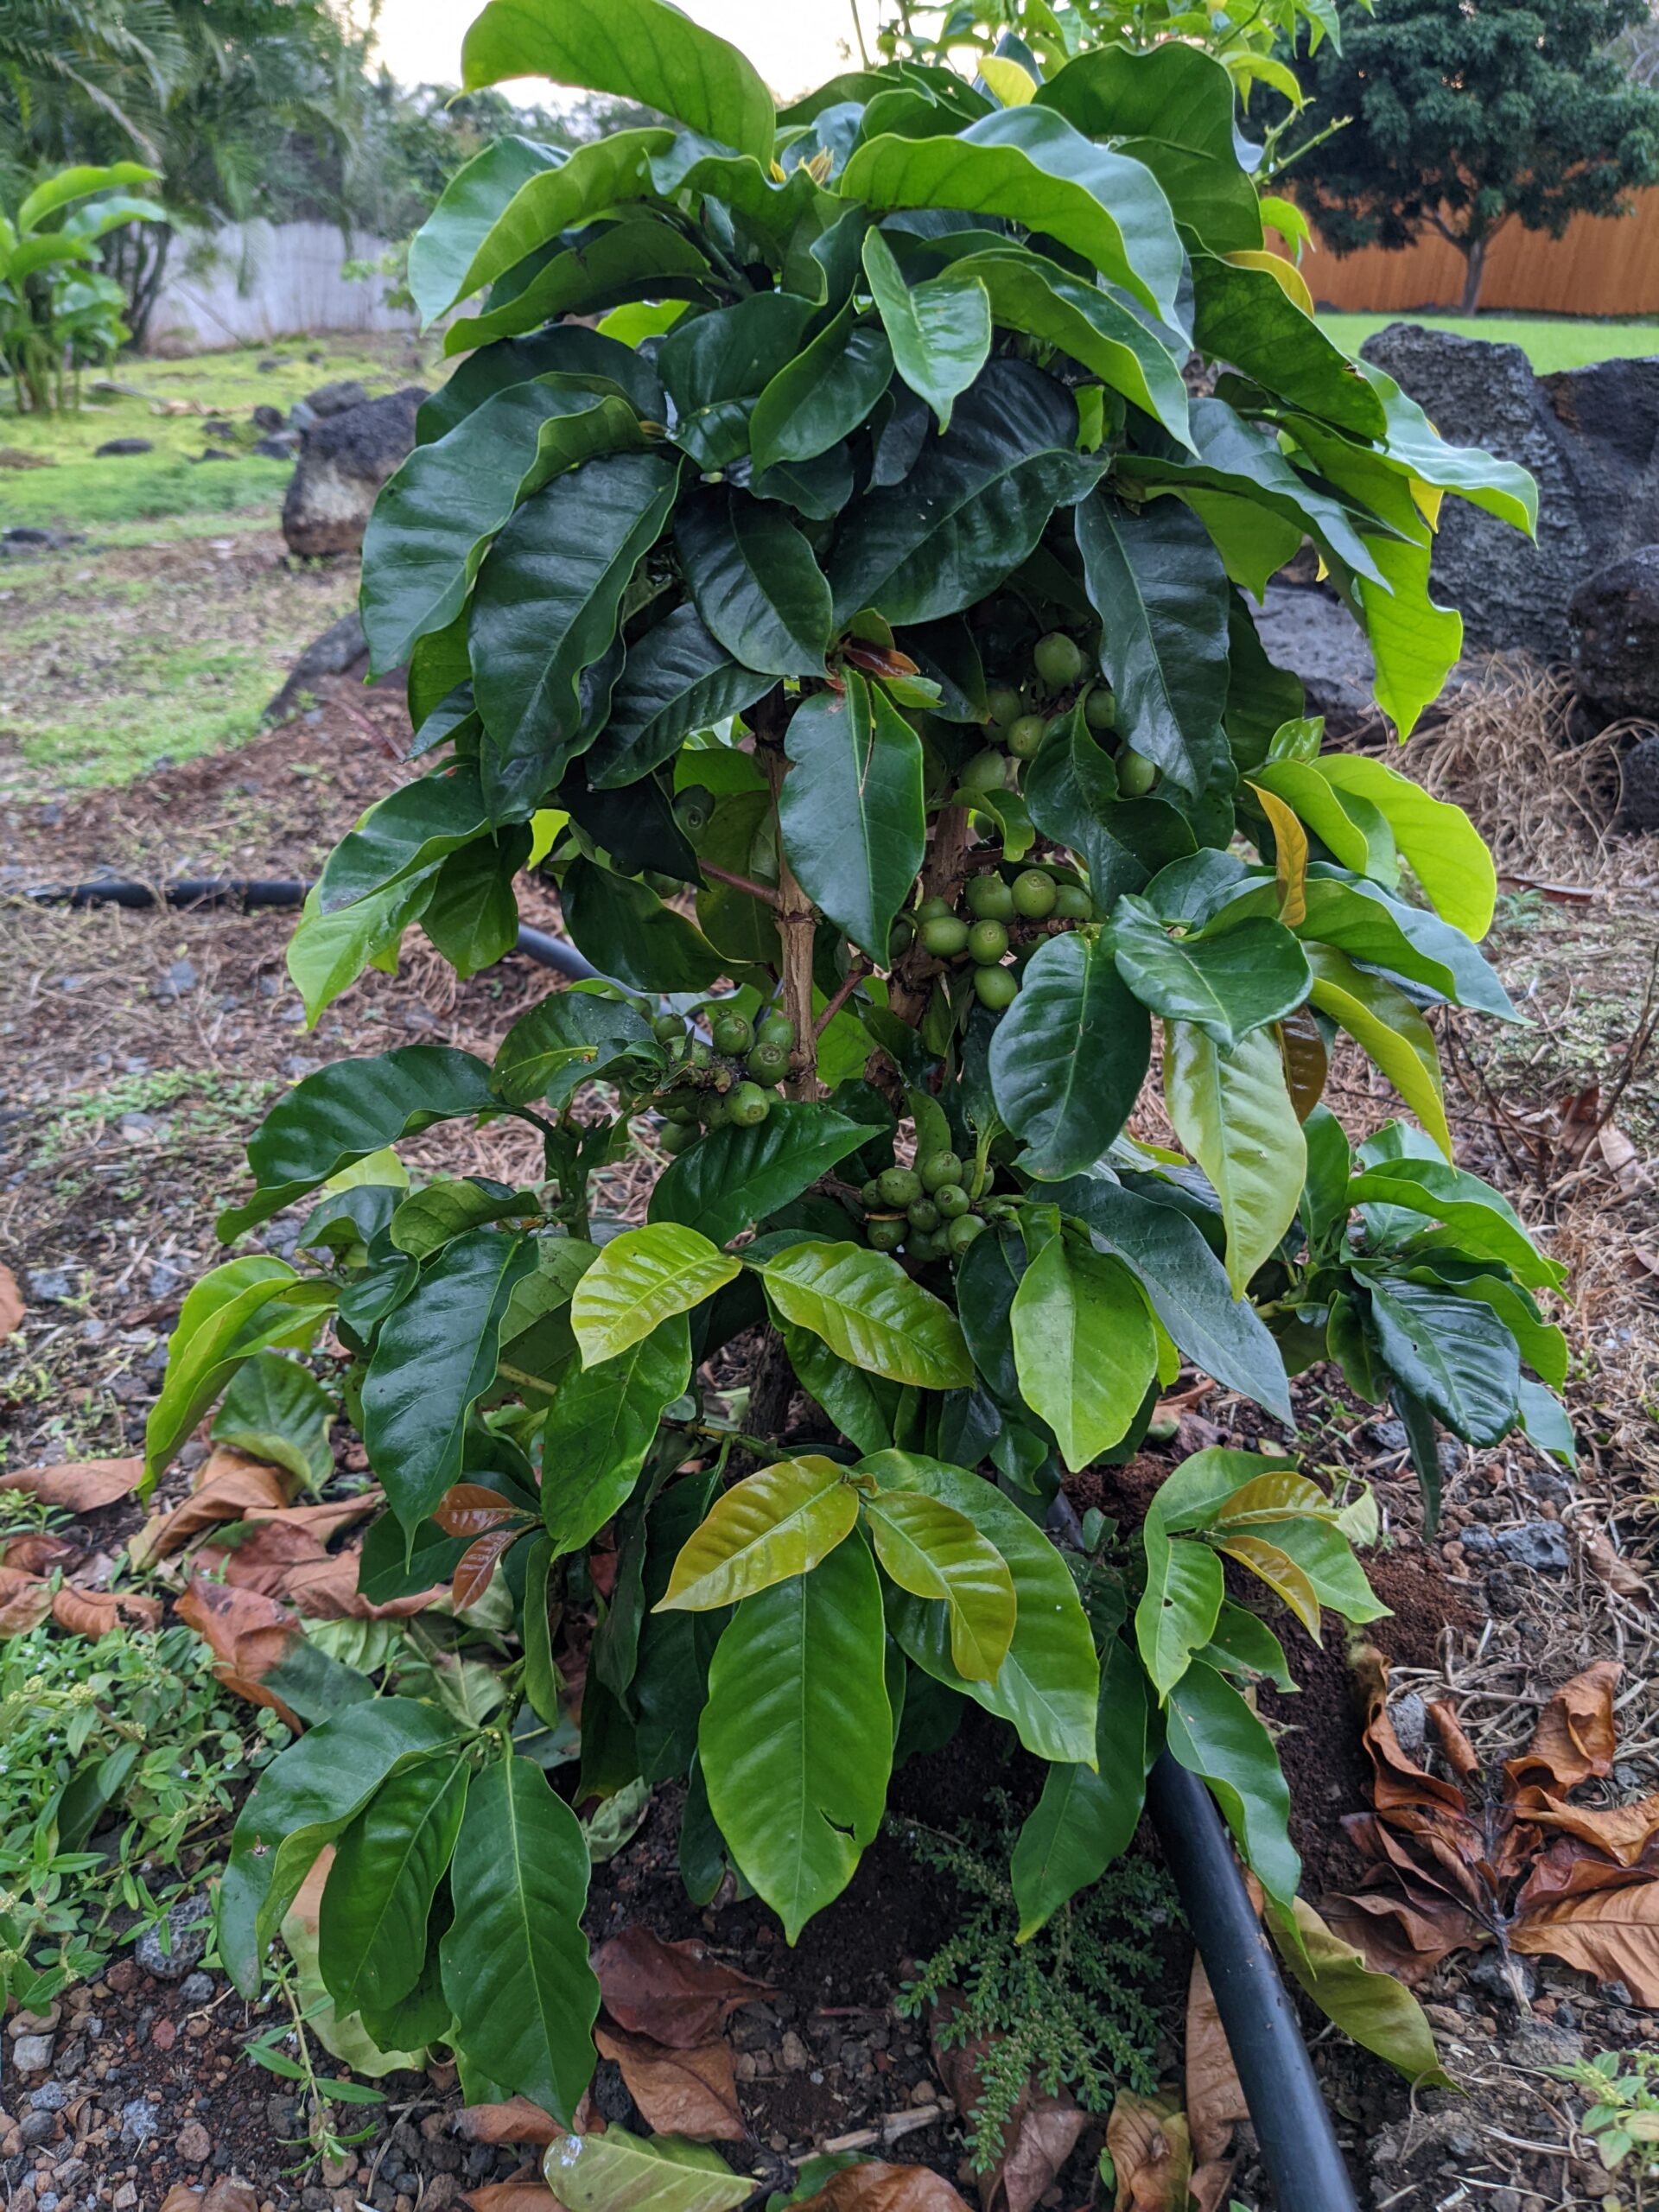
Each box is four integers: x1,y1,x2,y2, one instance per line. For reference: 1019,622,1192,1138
3,637,1659,2212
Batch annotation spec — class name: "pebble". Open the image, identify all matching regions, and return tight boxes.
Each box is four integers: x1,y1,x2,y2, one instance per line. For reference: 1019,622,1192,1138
137,1896,210,1981
1459,1521,1573,1573
17,2113,56,2150
22,1269,69,1303
10,2039,53,2074
180,1972,214,2005
119,2098,158,2145
152,959,199,1002
25,2088,68,2114
779,2031,810,2072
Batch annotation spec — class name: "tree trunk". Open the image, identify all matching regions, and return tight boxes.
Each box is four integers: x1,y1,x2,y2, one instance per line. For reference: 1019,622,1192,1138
1458,235,1488,316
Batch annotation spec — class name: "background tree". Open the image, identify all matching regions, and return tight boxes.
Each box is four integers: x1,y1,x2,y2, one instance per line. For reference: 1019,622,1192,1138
1293,0,1659,312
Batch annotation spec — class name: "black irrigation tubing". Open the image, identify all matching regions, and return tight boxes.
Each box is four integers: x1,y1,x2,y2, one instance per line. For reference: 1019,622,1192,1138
1146,1754,1363,2212
17,875,601,981
29,880,1361,2204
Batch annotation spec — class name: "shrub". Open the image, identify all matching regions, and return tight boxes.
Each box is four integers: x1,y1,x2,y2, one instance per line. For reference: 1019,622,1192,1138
151,0,1567,2126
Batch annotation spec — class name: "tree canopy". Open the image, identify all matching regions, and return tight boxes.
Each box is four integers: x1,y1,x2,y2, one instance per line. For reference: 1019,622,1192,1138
1294,0,1659,310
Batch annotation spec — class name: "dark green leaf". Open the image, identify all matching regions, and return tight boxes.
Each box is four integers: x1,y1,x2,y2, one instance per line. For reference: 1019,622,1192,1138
750,305,894,470
1110,897,1311,1048
1024,706,1197,905
863,227,990,432
1165,1658,1300,1909
1359,1277,1520,1446
1011,1637,1148,1938
649,1101,868,1246
778,1318,901,1455
542,1313,692,1556
211,1351,334,1489
407,135,568,326
676,487,834,677
778,673,925,961
420,828,530,977
493,988,657,1108
989,931,1149,1179
588,607,772,788
319,1754,468,2014
658,291,818,469
417,326,664,443
561,857,728,993
1009,1233,1157,1471
444,219,715,353
1192,257,1386,439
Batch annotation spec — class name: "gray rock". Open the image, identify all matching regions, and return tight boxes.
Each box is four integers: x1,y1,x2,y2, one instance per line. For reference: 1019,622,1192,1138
1466,1949,1535,2005
135,1895,210,1980
197,448,236,463
251,404,284,433
180,1973,215,2010
93,438,154,457
1253,582,1376,734
257,355,289,370
1618,730,1659,834
17,2111,56,2148
1389,1692,1427,1759
1459,1520,1573,1573
27,2083,70,2114
120,2098,159,2144
282,385,425,558
152,957,197,1001
252,431,300,461
300,377,371,420
263,607,368,722
11,2035,54,2071
1360,322,1659,660
1568,546,1659,719
203,418,234,437
24,1268,70,1302
1506,2017,1583,2068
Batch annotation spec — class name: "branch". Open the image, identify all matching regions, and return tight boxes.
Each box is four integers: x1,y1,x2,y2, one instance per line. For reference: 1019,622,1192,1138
814,960,871,1039
698,858,783,909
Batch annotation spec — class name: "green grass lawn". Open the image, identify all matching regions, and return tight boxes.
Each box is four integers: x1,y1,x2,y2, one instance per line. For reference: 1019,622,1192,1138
1319,312,1659,372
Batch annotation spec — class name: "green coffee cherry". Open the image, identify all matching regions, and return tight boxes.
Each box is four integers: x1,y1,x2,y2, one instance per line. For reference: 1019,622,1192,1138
688,1039,713,1069
652,1012,684,1045
887,914,915,959
934,1181,970,1219
1006,714,1046,761
973,964,1019,1011
747,1039,790,1083
959,747,1010,794
915,894,952,922
1117,746,1158,797
860,1179,884,1210
1011,868,1058,920
1034,631,1085,689
674,785,715,836
658,1120,699,1154
918,1148,963,1192
879,1166,923,1209
868,1216,906,1252
986,684,1025,728
945,1212,988,1255
965,873,1014,921
920,914,970,958
1084,685,1117,733
663,1093,700,1123
907,1229,946,1262
711,1009,753,1057
968,918,1009,965
728,1081,771,1128
1053,883,1093,920
757,1012,795,1051
906,1197,941,1233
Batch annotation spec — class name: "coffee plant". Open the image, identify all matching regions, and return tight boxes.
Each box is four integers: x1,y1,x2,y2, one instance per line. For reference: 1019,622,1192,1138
148,0,1572,2131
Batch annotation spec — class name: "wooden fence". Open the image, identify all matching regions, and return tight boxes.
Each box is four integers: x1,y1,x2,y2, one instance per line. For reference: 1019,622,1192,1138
1290,193,1659,316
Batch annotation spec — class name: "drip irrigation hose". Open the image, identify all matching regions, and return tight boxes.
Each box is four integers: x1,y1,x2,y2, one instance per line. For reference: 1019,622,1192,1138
1145,1753,1363,2212
18,876,601,980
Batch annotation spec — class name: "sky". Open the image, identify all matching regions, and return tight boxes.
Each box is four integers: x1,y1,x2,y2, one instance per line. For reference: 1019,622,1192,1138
365,0,864,104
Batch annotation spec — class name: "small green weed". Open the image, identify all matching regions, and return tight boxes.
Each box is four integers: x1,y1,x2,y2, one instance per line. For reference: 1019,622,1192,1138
1551,2050,1659,2208
32,1068,278,1164
0,1618,288,2008
893,1799,1170,2166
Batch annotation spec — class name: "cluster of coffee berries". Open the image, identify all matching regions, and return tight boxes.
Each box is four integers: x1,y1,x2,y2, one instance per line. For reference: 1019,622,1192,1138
651,1004,795,1153
893,866,1092,1008
956,630,1160,799
851,1148,989,1264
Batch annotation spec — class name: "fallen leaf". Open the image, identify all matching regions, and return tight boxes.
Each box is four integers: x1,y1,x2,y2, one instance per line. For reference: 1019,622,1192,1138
1515,1789,1659,1867
453,2101,563,2145
129,1452,294,1569
51,1586,162,1637
929,2001,1084,2212
1516,1836,1659,1912
175,1576,307,1725
1509,1661,1621,1790
159,2190,202,2212
0,1533,83,1574
1426,1701,1481,1782
1267,1894,1452,2087
0,1264,22,1338
200,2188,258,2212
462,2187,558,2212
1510,1879,1659,2005
276,1548,443,1620
1599,1121,1652,1197
0,1567,54,1637
203,1516,332,1597
436,1484,525,1538
1586,1533,1649,1603
0,1458,143,1511
242,1491,383,1538
1352,1648,1468,1814
1317,1889,1481,1982
594,2025,742,2141
1104,2092,1192,2212
1183,1956,1245,2166
794,2164,970,2212
593,1925,775,2047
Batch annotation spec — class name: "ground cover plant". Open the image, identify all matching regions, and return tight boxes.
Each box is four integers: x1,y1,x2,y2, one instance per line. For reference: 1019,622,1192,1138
131,0,1583,2177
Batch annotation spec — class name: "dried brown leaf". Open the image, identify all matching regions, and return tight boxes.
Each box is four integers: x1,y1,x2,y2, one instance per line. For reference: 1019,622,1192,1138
1586,1532,1649,1603
159,2190,203,2212
277,1548,442,1620
1516,1789,1659,1868
1353,1649,1467,1814
1426,1701,1481,1781
0,1264,23,1338
200,2186,257,2212
128,1453,293,1569
0,1533,83,1574
1510,1877,1659,2005
1184,1956,1245,2167
795,2165,970,2212
175,1575,306,1725
1510,1661,1621,1791
1318,1889,1483,1982
452,2101,563,2145
0,1457,143,1511
594,2025,743,2141
242,1491,383,1537
462,2186,558,2212
0,1567,54,1637
454,1529,519,1612
928,2000,1084,2212
1104,2092,1192,2212
51,1586,162,1637
593,1925,775,2047
1516,1836,1659,1913
204,1516,332,1596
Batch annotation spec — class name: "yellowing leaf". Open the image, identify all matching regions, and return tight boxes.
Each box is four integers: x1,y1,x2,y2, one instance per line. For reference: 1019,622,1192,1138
1247,779,1307,926
571,1224,739,1365
658,1456,858,1611
1306,944,1452,1158
1215,1533,1321,1637
864,1489,1016,1682
980,54,1038,104
1309,755,1497,940
1224,248,1314,316
1210,1471,1339,1527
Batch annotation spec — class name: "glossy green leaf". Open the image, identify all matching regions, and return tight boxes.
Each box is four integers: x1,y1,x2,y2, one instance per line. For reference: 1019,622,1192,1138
1024,705,1197,905
319,1753,468,2014
211,1351,334,1491
1350,1150,1561,1286
1310,756,1497,940
362,379,647,674
363,1230,537,1529
472,450,680,810
561,858,728,994
309,766,493,924
439,1757,600,2122
1294,876,1514,1020
1010,1234,1155,1472
546,2133,751,2212
432,130,671,312
542,1313,691,1556
871,1452,1098,1764
1413,1268,1567,1388
219,1046,496,1238
760,1241,972,1390
463,0,775,163
863,227,990,432
700,1535,891,1941
1076,488,1230,798
777,1320,900,1457
1165,1658,1300,1909
589,606,772,788
1356,357,1538,536
827,359,1099,627
1164,1020,1306,1295
145,1258,334,1485
1011,1637,1148,1939
1192,256,1386,439
660,1455,859,1611
1360,1277,1520,1446
1268,1895,1454,2088
778,673,925,962
218,1698,459,1995
988,931,1150,1180
649,1101,868,1247
675,487,833,677
571,1224,739,1366
419,830,528,977
16,159,159,232
418,325,664,443
287,871,438,1027
493,988,657,1109
443,218,714,354
842,108,1185,331
1252,760,1399,887
390,1177,537,1259
1110,898,1311,1049
750,306,893,471
407,134,568,325
1044,1173,1293,1423
864,1489,1015,1682
1306,944,1451,1159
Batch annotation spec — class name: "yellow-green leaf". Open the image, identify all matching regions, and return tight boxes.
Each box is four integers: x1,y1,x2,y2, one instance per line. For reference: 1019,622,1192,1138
1306,944,1452,1159
1310,755,1497,940
1267,1896,1454,2088
1215,1533,1321,1637
760,1242,972,1390
570,1224,739,1366
1164,1020,1306,1296
658,1456,859,1611
864,1490,1016,1682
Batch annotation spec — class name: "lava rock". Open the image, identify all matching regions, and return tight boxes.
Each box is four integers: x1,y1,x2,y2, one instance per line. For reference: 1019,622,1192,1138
1253,582,1376,735
282,386,425,558
135,1895,210,1980
94,438,154,457
1568,546,1659,722
1459,1521,1573,1573
1617,729,1659,833
196,448,237,463
120,2097,159,2144
251,404,284,433
263,607,370,721
252,430,300,461
202,417,234,437
26,2085,70,2113
17,2111,56,2149
296,377,371,423
1360,323,1659,660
